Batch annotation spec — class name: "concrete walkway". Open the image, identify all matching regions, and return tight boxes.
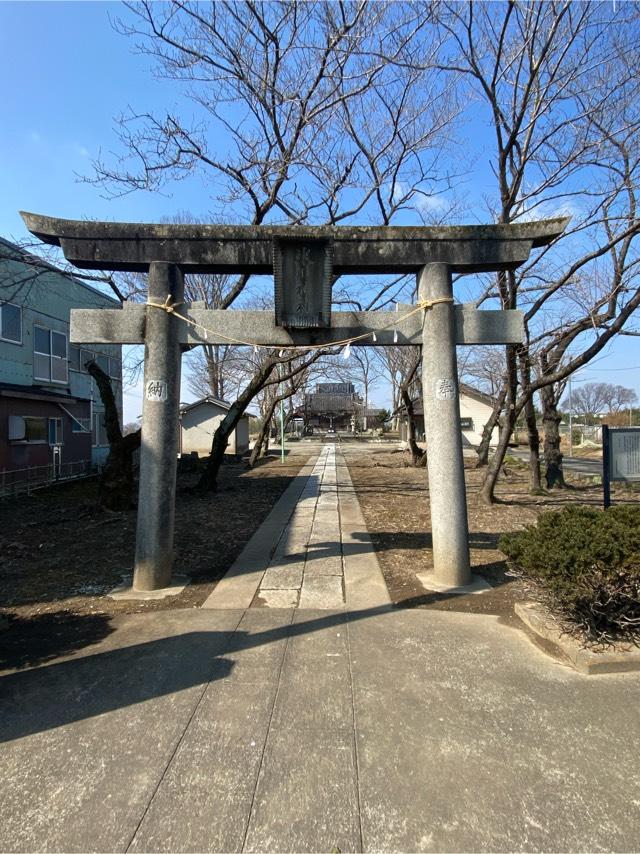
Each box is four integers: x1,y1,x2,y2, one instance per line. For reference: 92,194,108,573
2,442,640,853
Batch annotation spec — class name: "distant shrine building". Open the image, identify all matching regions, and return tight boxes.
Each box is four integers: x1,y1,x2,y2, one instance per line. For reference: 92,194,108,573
302,382,383,433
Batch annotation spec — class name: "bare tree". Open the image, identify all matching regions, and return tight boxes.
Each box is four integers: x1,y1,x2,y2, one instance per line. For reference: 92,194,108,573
434,1,640,501
570,382,613,420
565,382,638,418
86,361,141,510
88,1,460,490
606,385,639,414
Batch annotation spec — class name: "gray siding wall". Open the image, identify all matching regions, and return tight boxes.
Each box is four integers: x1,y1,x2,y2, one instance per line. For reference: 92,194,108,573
1,246,122,466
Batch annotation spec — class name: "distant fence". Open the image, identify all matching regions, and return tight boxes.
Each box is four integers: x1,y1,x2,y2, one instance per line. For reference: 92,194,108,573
0,460,96,499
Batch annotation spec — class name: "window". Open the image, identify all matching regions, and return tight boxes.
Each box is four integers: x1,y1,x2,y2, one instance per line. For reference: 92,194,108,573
460,417,474,430
72,417,91,434
1,302,22,344
8,415,47,443
34,326,68,383
109,356,121,380
80,348,94,370
96,353,110,374
48,417,63,445
69,345,81,371
92,412,108,447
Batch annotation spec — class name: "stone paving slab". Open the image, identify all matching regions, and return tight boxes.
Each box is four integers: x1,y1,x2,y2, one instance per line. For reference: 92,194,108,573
260,561,305,590
298,574,344,609
243,729,361,854
303,553,343,576
255,444,351,609
0,609,243,853
347,609,640,853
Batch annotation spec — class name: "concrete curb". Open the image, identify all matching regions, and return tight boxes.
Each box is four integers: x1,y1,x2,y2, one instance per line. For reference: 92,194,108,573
515,601,640,675
201,454,319,609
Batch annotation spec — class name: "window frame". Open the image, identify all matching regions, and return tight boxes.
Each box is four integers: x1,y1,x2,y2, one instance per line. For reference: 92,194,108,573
33,325,68,384
109,356,122,380
0,302,22,345
71,417,91,434
8,415,48,444
68,344,81,372
48,417,64,446
92,411,108,447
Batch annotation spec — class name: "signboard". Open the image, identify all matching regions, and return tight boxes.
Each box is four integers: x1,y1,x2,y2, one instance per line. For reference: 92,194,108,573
609,427,640,482
273,237,333,328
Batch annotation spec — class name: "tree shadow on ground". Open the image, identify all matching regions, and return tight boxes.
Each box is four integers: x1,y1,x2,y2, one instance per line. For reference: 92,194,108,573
0,611,115,671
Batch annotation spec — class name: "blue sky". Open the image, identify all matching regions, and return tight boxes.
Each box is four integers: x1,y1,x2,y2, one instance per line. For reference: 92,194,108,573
1,1,638,421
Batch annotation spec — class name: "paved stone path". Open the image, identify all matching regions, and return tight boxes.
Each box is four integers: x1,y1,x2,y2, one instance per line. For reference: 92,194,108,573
259,444,344,608
203,442,390,611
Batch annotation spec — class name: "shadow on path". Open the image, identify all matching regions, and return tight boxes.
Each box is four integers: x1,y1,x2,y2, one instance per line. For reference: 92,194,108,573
0,603,433,744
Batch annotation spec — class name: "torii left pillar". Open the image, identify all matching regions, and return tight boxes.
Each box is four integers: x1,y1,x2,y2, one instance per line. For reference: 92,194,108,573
133,262,184,591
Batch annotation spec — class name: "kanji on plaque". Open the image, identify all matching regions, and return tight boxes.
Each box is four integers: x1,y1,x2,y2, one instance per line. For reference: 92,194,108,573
435,378,456,400
146,380,168,402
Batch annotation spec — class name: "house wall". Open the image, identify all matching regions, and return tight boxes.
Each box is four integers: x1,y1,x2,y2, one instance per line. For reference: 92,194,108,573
400,393,498,447
180,403,249,456
0,241,122,467
0,396,91,470
235,417,249,454
458,394,498,447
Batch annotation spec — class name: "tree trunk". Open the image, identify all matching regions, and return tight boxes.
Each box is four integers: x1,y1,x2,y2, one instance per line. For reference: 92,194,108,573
86,360,140,510
480,410,516,503
475,386,507,467
523,393,542,493
401,386,426,466
99,432,142,510
480,343,518,504
541,384,567,489
249,407,276,467
196,358,277,493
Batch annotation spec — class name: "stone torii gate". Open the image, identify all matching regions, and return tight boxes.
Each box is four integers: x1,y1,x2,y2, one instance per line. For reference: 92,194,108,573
22,212,567,595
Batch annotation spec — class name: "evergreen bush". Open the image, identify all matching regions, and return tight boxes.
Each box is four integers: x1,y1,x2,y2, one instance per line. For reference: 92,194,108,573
500,505,640,642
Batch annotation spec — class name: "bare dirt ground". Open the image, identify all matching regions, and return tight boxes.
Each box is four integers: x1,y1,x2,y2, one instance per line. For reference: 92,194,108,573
343,443,636,636
0,449,310,669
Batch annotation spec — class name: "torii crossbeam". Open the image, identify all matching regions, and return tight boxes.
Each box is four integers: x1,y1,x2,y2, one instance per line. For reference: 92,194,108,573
22,212,568,594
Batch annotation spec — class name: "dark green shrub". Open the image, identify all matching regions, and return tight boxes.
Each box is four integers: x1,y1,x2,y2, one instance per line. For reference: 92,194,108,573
500,505,640,642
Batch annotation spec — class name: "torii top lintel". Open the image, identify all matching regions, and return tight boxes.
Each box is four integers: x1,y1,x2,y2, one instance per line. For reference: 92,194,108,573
20,212,568,276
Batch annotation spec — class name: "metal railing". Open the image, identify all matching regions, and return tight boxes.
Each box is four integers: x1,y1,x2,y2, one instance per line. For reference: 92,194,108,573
0,459,95,499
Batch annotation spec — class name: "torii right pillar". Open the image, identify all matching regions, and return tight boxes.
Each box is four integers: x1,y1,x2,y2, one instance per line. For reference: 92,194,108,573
419,262,473,590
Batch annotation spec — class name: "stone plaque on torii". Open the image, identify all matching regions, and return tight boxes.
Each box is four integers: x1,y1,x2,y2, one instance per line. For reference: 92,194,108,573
22,212,567,594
